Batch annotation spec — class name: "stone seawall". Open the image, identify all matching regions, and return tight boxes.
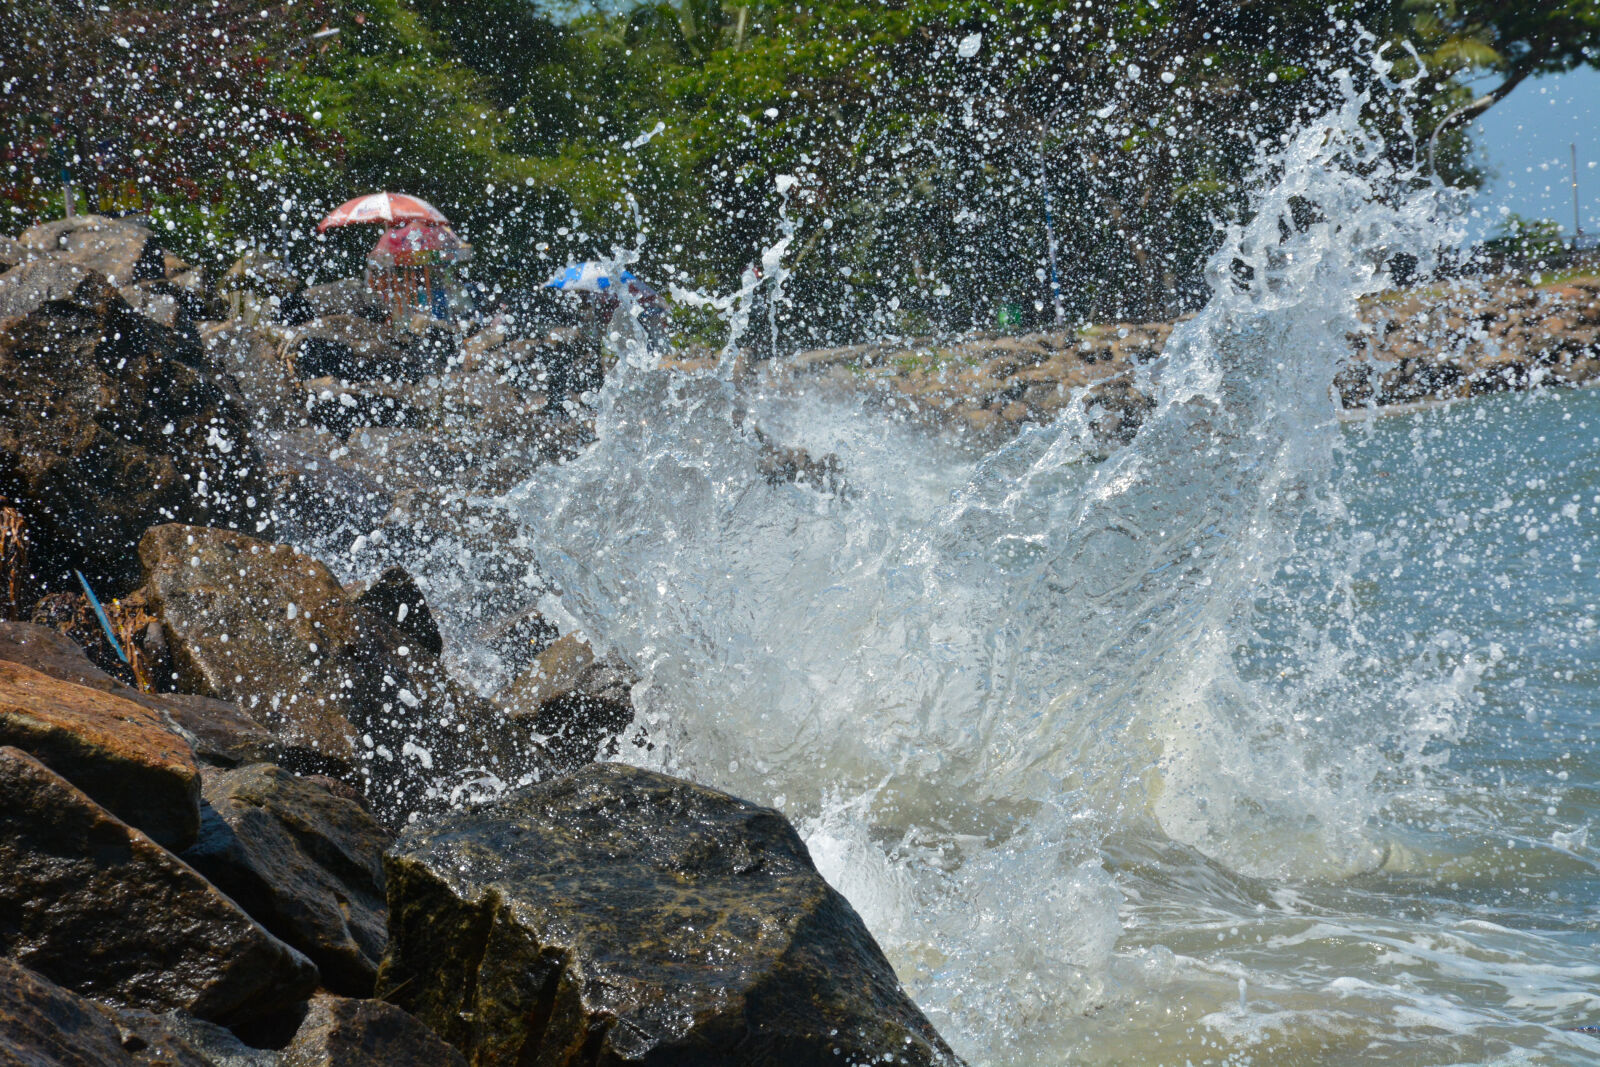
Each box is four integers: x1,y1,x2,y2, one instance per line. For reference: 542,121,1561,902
758,272,1600,445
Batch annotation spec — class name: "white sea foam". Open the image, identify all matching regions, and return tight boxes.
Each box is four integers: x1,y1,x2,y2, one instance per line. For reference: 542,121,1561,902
490,55,1504,1061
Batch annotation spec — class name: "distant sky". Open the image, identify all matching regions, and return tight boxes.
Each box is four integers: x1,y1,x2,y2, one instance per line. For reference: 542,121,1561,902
1460,65,1600,244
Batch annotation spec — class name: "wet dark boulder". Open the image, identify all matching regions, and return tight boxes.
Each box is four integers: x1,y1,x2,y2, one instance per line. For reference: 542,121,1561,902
281,994,465,1067
376,762,959,1066
0,957,230,1067
182,763,391,996
254,428,395,543
0,258,269,593
0,656,200,850
470,604,559,689
0,746,318,1024
0,956,140,1065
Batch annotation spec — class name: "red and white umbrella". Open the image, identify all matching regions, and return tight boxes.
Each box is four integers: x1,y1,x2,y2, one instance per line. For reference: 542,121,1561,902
316,192,449,232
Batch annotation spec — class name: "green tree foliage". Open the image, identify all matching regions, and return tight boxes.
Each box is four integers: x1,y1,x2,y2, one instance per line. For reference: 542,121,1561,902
1404,0,1600,156
0,0,335,258
2,0,1588,339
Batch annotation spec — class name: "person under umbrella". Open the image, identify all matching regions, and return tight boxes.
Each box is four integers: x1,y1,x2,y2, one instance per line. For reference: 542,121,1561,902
315,193,466,325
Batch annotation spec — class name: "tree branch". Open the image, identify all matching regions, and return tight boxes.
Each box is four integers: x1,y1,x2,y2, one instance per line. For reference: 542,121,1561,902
1427,47,1549,173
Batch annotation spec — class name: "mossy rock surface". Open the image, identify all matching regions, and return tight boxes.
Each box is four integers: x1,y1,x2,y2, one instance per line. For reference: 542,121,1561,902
377,762,960,1066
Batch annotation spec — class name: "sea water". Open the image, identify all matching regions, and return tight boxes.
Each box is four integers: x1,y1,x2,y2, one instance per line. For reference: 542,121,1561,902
364,72,1599,1065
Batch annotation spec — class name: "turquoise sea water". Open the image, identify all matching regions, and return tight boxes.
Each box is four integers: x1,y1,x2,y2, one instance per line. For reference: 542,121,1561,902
1080,386,1600,1065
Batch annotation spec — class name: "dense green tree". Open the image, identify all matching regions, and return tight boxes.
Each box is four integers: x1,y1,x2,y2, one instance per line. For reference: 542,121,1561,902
2,0,1587,340
1405,0,1600,160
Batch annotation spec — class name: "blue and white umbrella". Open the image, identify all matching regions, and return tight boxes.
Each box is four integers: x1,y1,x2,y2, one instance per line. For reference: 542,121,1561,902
544,263,660,304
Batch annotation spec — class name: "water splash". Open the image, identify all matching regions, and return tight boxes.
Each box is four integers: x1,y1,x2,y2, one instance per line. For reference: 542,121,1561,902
500,62,1476,1061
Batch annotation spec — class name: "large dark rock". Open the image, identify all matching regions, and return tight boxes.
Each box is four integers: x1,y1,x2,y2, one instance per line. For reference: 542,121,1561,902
0,619,276,768
0,957,225,1066
182,763,391,996
134,524,520,820
0,657,200,850
0,746,318,1024
0,956,145,1065
376,763,958,1066
0,258,269,592
281,994,465,1067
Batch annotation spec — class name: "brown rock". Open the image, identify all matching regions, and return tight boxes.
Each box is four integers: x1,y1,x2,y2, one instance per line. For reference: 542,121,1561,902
134,525,504,822
219,253,304,299
151,691,280,769
0,619,276,768
281,994,464,1067
182,764,391,996
0,658,200,849
0,746,318,1023
0,234,30,272
17,215,168,287
135,524,362,771
120,283,183,330
492,633,635,771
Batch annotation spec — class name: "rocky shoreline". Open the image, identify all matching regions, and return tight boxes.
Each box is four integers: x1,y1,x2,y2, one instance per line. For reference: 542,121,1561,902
0,215,958,1064
1,214,1595,1064
734,266,1600,447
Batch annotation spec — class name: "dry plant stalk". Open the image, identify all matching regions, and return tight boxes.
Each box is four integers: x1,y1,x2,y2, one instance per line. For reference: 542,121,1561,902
106,600,159,693
0,505,26,622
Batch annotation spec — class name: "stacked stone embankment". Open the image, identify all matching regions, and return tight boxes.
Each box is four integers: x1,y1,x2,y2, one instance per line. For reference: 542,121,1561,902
755,271,1600,446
